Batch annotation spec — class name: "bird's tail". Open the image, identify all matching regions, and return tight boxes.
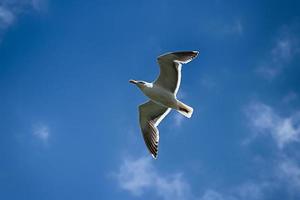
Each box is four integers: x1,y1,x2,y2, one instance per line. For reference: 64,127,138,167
177,101,193,118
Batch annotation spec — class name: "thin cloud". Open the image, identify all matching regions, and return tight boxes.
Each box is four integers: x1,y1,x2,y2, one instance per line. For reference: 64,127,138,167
199,190,226,200
278,158,300,188
199,182,269,200
234,182,268,200
33,123,50,143
0,0,47,42
244,100,300,196
245,102,300,148
200,76,217,90
112,156,272,200
224,19,243,35
205,18,244,38
0,6,14,27
31,0,48,11
113,156,191,200
257,23,300,79
173,113,185,127
282,91,298,104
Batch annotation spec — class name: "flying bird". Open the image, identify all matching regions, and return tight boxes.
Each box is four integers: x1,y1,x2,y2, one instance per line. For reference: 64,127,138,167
129,51,199,158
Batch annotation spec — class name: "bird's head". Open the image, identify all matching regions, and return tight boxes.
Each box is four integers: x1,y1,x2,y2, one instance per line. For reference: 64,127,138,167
129,79,148,89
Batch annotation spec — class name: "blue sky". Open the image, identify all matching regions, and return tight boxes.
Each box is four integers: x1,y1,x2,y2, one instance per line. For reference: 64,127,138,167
1,0,300,199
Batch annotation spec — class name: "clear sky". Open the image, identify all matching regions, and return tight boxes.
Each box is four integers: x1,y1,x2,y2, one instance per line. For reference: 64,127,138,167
1,0,300,200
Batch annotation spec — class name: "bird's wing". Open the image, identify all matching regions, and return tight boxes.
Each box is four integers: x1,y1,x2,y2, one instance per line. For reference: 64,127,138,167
154,51,199,95
139,101,171,158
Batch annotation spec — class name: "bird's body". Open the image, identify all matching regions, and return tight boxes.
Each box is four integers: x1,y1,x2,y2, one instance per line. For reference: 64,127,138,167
129,51,199,158
140,83,178,109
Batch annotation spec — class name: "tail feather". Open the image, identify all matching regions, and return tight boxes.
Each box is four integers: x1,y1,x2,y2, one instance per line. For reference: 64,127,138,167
177,101,193,118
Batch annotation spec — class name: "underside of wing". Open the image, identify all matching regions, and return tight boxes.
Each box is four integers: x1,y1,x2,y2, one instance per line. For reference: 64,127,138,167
138,101,170,158
155,51,199,95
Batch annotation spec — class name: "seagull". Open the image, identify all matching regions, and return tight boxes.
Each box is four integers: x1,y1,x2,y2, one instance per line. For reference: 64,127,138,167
129,51,199,158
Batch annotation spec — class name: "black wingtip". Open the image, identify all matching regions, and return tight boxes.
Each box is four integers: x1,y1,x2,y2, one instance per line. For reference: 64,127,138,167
190,50,199,58
193,50,199,57
152,153,158,159
171,51,199,63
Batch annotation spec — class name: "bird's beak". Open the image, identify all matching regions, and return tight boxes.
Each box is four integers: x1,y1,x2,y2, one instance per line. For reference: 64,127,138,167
129,79,138,85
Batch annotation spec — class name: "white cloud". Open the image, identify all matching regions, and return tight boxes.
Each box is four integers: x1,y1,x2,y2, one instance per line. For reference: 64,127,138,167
245,102,300,148
177,90,186,99
31,0,47,11
0,6,14,27
272,39,293,61
0,0,47,42
282,91,298,104
244,100,300,196
173,113,185,127
257,24,300,79
199,190,226,200
234,182,267,200
224,20,243,35
205,18,243,37
113,156,272,200
278,158,300,188
198,182,268,200
200,76,217,90
33,123,50,143
113,156,191,200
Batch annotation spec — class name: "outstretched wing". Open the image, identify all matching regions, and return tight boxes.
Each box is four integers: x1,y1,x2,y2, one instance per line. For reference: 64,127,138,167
138,101,171,158
154,51,199,95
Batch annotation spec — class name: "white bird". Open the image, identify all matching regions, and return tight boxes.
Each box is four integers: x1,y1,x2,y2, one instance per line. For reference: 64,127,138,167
129,51,199,158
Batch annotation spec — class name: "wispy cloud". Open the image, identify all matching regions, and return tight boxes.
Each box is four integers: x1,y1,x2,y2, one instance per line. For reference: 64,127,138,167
33,123,50,143
196,158,300,199
0,6,14,28
199,182,269,200
112,156,273,200
199,190,226,200
234,182,269,200
31,0,47,11
0,0,47,42
200,76,217,90
244,100,300,196
173,113,185,127
278,158,300,189
224,19,243,36
205,18,244,37
245,102,300,148
113,156,191,200
282,91,298,104
257,23,300,79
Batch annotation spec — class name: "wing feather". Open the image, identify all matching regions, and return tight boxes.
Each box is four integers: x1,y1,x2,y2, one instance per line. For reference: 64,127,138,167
154,51,199,95
138,101,170,158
